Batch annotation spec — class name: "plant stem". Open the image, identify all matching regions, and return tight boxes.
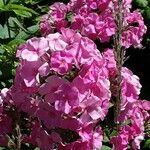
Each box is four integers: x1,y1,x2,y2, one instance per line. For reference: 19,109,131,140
16,123,21,150
6,17,11,39
113,0,124,130
15,111,21,150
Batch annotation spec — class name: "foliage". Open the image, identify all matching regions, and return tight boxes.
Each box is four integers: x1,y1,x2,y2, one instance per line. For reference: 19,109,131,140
0,0,49,88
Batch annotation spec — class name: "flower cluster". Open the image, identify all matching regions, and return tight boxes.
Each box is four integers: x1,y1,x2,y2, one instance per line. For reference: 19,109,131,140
0,28,111,149
40,0,147,48
0,0,149,150
103,49,150,149
40,2,68,36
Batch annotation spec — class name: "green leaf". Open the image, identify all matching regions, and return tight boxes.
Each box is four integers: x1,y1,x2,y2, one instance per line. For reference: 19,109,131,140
144,7,150,20
37,5,49,13
0,4,38,17
0,147,6,150
66,12,74,22
101,145,111,150
0,0,4,6
27,24,39,33
121,119,131,126
10,4,38,14
11,17,28,32
0,25,5,39
25,0,41,5
0,24,15,39
0,70,2,76
0,24,9,39
110,130,118,137
0,47,5,54
8,39,25,46
0,55,6,62
13,9,32,18
9,0,20,3
103,133,110,143
134,0,148,8
16,24,39,39
143,139,150,148
0,81,6,88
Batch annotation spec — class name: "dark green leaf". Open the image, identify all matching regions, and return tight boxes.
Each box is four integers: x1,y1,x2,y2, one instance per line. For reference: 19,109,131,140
11,17,28,32
0,70,2,76
143,139,150,148
135,0,148,8
0,81,6,87
144,7,150,20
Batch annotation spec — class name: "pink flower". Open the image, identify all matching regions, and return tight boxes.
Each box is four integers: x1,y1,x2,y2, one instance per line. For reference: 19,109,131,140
111,126,130,150
50,51,74,74
0,3,148,147
0,115,12,146
40,14,53,36
121,11,147,48
58,141,90,150
36,102,62,128
25,121,61,150
121,68,142,107
61,28,81,44
40,2,68,36
17,37,49,59
53,84,79,114
78,123,103,150
103,48,116,77
97,9,116,42
17,60,42,87
47,33,68,51
39,75,68,96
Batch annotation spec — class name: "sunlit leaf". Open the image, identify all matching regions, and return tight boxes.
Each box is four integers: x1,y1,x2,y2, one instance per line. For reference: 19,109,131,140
0,4,38,18
0,0,4,6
